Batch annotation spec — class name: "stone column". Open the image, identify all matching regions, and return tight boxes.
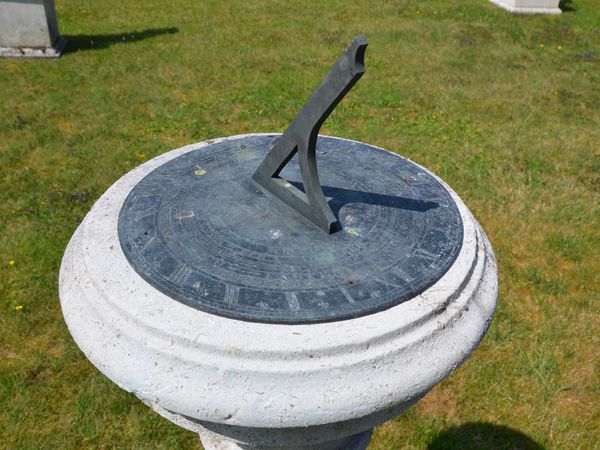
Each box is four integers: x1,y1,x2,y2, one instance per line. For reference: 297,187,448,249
489,0,562,14
0,0,67,58
198,429,373,450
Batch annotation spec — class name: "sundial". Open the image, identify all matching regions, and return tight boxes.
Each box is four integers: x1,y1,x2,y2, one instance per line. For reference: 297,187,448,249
118,36,463,324
59,36,497,450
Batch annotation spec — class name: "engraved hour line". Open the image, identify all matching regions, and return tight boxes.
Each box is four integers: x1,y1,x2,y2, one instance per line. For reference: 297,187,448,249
133,201,159,218
224,284,240,305
140,233,157,251
173,210,195,221
339,287,355,303
375,277,402,289
414,247,438,262
426,225,449,234
170,263,193,284
393,267,412,283
285,292,300,311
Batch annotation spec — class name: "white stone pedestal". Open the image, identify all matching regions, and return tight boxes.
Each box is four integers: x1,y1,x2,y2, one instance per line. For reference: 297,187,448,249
490,0,562,14
59,135,498,449
0,0,67,58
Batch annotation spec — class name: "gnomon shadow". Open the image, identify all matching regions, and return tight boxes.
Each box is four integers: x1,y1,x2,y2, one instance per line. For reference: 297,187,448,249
288,181,439,223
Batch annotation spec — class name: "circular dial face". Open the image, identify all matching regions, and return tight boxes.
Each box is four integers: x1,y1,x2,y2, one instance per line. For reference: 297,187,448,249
118,135,463,323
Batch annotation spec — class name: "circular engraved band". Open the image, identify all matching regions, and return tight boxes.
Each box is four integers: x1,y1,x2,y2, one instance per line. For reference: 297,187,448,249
118,135,463,323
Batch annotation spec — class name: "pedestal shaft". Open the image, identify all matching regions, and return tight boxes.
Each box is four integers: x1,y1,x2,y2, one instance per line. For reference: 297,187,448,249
199,429,373,450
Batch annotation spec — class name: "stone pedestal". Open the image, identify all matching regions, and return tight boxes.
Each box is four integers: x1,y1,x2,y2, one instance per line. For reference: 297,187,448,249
489,0,562,14
0,0,67,58
59,135,498,450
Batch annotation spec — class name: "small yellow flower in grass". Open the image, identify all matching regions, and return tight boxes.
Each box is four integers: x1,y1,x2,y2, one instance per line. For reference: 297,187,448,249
557,45,563,50
15,305,23,311
539,44,544,48
8,260,15,266
135,152,146,160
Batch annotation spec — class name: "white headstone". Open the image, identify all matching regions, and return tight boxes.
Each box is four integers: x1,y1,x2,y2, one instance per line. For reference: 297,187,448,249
0,0,66,58
490,0,562,14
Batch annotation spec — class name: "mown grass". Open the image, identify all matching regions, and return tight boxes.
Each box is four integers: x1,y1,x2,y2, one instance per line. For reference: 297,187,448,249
1,1,598,448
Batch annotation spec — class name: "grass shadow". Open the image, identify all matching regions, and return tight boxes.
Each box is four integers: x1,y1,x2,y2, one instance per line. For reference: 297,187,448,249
428,422,545,450
559,0,576,12
63,27,178,53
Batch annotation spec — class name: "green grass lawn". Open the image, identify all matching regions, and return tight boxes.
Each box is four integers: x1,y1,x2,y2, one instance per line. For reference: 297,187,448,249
1,0,598,448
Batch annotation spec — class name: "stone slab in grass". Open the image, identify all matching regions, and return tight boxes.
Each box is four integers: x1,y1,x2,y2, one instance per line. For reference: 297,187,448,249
0,0,66,58
489,0,562,14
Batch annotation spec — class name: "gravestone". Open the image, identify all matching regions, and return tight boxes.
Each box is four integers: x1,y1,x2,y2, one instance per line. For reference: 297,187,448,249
0,0,66,58
59,37,498,449
489,0,562,14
